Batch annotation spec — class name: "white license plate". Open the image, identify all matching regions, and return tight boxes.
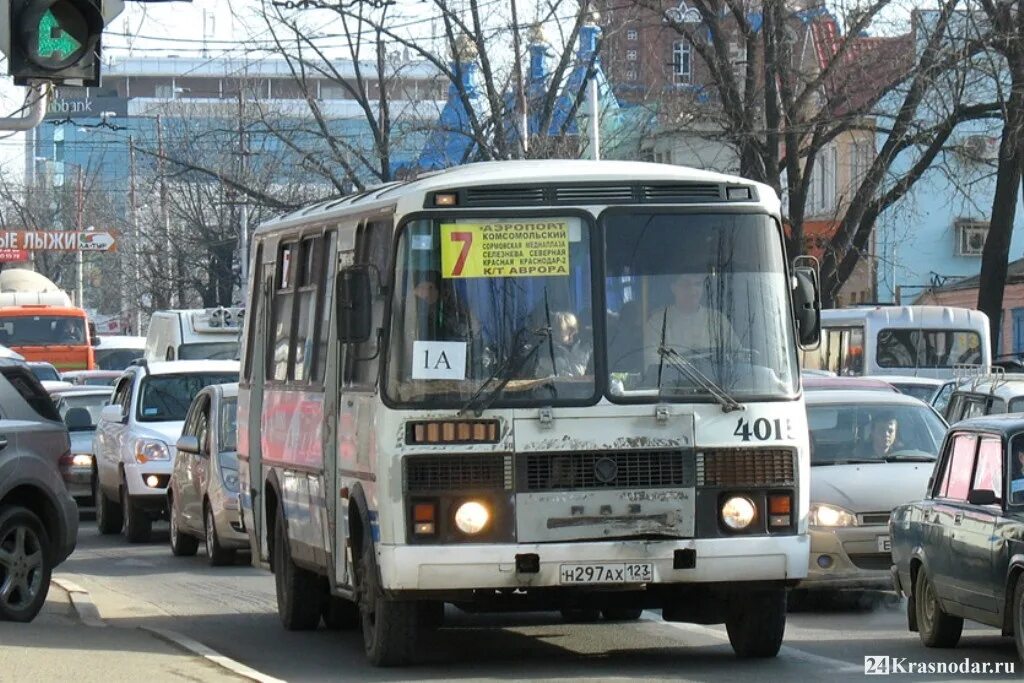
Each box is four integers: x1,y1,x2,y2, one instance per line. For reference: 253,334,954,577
559,562,654,585
877,535,891,553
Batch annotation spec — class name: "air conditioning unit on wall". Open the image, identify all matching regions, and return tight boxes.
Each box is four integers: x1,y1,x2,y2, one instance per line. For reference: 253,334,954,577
955,220,989,256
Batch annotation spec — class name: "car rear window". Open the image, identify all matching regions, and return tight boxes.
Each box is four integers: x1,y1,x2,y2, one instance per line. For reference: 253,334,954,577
0,365,61,422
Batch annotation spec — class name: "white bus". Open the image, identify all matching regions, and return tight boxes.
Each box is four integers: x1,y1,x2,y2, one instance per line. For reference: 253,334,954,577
801,306,990,379
237,160,820,666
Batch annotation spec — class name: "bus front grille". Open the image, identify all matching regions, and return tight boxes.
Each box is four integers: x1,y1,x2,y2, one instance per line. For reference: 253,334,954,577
696,449,795,487
519,450,695,492
404,454,511,492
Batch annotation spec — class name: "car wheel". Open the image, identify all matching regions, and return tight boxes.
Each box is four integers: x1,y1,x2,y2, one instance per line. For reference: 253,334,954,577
168,494,198,557
0,506,52,623
205,504,235,567
355,523,420,666
725,588,786,658
1012,575,1024,663
95,479,122,535
914,568,962,648
602,607,643,621
273,505,321,630
121,484,152,544
322,594,360,630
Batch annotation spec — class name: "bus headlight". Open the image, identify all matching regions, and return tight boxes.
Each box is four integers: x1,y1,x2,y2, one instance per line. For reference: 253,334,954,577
809,503,858,527
454,501,490,535
721,496,757,530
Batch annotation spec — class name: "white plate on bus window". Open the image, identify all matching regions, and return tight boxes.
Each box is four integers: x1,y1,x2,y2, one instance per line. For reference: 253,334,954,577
559,562,654,585
877,536,891,553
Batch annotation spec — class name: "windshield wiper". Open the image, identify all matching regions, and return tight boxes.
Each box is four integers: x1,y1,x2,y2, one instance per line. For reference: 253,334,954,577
658,345,744,413
813,458,885,466
884,454,936,463
458,325,551,417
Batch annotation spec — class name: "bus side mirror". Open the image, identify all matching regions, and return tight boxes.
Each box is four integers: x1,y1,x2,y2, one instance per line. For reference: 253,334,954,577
793,266,821,348
337,266,372,343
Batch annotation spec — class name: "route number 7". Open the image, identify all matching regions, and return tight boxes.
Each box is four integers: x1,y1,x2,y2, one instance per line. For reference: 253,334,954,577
448,231,474,277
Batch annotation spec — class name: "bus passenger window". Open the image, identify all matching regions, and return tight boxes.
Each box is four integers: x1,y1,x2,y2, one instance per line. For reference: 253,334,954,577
347,221,390,387
269,243,296,382
292,237,322,383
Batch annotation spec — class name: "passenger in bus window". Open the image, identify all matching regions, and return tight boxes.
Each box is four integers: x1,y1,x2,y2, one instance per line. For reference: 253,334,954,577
536,311,592,378
411,270,475,341
642,272,739,370
1011,442,1024,504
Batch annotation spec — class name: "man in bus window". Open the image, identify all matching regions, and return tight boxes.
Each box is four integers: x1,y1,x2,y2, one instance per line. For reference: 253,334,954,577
411,270,475,341
855,412,899,459
642,271,738,371
537,311,592,377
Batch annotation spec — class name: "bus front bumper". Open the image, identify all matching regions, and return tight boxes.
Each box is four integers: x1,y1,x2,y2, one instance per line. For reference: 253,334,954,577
378,534,809,592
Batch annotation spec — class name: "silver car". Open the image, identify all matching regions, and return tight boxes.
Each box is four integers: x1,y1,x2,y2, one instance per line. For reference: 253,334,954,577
51,386,113,505
167,383,246,565
799,390,947,593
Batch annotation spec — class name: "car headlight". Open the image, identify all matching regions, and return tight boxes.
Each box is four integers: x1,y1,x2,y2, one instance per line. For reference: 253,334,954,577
71,453,93,468
809,502,859,527
220,467,240,493
721,495,758,530
135,439,170,463
454,500,490,534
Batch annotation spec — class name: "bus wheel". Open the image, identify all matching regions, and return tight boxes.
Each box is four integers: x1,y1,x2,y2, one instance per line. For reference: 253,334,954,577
322,595,359,630
273,506,321,630
355,532,419,666
725,588,786,658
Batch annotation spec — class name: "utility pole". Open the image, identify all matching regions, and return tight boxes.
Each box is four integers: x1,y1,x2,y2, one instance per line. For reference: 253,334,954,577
128,136,143,334
75,166,84,308
156,114,172,308
237,89,249,304
588,75,600,161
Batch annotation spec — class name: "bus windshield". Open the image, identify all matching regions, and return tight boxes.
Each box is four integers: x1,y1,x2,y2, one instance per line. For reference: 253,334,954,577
386,217,596,406
604,212,798,401
0,315,86,346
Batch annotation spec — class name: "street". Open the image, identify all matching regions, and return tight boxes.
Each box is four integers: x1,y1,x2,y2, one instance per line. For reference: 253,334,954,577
37,521,1018,682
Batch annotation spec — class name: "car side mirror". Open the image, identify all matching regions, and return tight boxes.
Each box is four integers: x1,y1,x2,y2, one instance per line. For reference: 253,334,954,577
100,404,126,424
337,265,372,343
967,489,999,506
792,264,821,348
176,435,200,455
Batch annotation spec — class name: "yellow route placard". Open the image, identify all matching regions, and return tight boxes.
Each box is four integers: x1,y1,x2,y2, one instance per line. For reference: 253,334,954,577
439,220,570,279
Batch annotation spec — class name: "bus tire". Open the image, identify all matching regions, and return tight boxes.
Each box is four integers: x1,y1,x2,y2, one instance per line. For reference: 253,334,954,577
915,568,962,648
95,482,122,535
725,588,786,658
273,506,322,631
355,532,419,666
322,595,360,630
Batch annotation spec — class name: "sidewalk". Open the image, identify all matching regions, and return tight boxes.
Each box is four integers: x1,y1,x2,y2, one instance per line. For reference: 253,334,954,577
0,581,247,682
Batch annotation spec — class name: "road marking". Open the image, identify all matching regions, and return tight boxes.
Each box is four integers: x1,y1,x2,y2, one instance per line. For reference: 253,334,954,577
641,611,863,673
144,627,287,683
52,577,106,628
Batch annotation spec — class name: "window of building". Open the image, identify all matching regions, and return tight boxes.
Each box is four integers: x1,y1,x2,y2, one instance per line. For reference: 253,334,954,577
672,40,692,83
626,70,638,81
807,145,837,216
154,83,174,99
626,49,638,61
627,29,639,41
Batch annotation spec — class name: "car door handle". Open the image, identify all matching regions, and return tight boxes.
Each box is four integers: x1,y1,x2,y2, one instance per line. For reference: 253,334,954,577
953,512,964,525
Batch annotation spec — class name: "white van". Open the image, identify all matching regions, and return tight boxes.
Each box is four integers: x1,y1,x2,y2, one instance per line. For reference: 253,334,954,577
144,308,243,362
801,305,990,379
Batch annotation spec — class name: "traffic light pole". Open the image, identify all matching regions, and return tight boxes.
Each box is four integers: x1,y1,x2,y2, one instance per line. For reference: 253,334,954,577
0,82,51,132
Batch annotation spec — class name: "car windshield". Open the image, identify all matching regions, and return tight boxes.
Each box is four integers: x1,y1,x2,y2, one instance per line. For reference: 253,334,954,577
891,383,937,402
58,392,110,431
807,402,946,465
179,342,239,361
30,364,60,382
0,315,86,345
137,373,238,422
219,397,237,451
386,217,596,406
604,212,798,401
95,348,143,370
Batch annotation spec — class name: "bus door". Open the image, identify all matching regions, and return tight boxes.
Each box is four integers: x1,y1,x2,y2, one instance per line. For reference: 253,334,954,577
247,259,274,563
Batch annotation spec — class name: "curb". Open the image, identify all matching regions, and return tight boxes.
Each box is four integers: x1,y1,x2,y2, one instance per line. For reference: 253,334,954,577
143,627,287,683
51,577,106,627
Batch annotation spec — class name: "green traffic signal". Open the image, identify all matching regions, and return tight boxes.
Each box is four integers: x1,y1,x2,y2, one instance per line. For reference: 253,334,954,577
36,9,84,62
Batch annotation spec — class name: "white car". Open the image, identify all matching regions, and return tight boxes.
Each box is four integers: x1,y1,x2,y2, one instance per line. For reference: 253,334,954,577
93,359,239,542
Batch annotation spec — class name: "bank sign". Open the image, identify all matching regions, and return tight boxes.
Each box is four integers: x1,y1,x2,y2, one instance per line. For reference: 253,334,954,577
45,95,129,119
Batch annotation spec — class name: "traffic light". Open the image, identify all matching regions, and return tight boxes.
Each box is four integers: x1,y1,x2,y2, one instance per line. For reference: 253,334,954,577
2,1,123,86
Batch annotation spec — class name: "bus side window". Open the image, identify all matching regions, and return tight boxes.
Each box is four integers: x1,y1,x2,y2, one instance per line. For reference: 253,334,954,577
292,236,324,383
242,243,264,383
310,232,336,385
345,220,391,388
268,242,297,383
